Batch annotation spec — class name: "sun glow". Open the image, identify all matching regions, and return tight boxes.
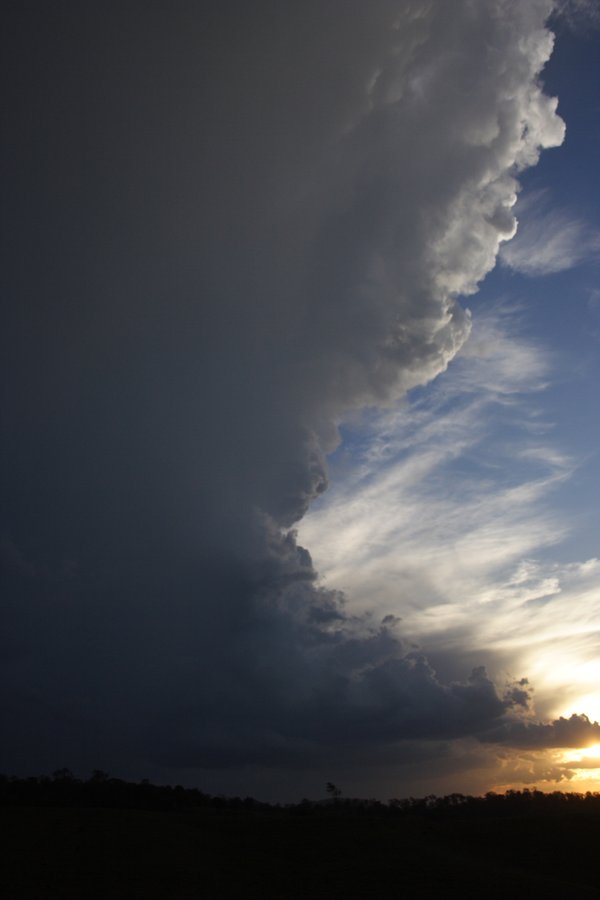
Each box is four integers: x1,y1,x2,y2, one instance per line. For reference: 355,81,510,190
558,744,600,792
563,694,600,729
562,743,600,766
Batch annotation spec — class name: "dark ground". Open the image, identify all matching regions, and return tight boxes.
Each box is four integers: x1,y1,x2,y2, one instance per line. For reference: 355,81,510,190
3,801,600,898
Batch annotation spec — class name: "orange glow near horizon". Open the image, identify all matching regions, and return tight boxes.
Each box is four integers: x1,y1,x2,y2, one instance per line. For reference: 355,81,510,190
489,743,600,798
562,743,600,767
555,744,600,793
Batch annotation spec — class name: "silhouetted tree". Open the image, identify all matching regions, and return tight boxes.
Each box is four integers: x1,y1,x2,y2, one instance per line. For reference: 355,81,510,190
326,782,342,801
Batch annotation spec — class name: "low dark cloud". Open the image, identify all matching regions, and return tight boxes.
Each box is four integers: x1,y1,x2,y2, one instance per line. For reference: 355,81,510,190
1,1,572,794
480,714,600,750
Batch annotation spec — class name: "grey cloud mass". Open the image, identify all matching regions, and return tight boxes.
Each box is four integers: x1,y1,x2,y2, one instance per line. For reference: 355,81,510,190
480,714,600,749
1,1,574,794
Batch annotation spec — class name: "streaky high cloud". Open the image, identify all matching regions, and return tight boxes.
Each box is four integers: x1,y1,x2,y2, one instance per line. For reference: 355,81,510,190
1,1,570,796
500,190,600,275
300,307,565,617
552,0,600,30
301,304,600,787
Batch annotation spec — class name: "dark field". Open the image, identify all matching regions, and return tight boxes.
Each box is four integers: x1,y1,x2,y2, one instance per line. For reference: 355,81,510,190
3,798,600,899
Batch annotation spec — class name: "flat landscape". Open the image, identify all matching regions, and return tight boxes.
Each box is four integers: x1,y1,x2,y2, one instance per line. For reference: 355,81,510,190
3,783,600,898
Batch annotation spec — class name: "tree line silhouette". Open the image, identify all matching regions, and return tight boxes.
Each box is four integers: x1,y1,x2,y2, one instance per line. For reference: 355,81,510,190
3,770,600,819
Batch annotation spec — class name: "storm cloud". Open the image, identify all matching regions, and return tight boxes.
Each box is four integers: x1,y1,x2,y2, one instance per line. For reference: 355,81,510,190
1,1,573,792
480,714,600,750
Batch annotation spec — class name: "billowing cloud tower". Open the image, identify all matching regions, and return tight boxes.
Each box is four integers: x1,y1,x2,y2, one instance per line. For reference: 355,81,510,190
1,1,571,793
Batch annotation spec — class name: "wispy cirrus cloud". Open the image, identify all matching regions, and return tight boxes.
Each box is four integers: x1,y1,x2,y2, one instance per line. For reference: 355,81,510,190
301,307,566,611
500,190,600,275
552,0,600,31
301,307,600,753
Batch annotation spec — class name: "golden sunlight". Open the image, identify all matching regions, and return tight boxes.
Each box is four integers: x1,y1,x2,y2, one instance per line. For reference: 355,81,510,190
562,743,600,765
556,743,600,793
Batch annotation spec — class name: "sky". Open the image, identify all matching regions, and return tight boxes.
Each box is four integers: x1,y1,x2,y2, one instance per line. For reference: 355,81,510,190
2,1,600,802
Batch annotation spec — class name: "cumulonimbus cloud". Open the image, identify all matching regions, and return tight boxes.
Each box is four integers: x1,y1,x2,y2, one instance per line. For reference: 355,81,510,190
1,0,573,791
